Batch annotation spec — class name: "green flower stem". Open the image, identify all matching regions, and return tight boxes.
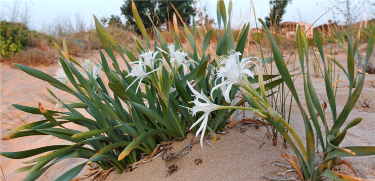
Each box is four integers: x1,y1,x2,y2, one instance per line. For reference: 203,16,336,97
218,106,256,112
241,85,265,110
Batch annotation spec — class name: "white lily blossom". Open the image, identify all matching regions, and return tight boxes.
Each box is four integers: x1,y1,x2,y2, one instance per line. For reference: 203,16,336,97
140,50,160,69
126,60,160,93
54,62,69,84
81,59,102,80
186,81,221,148
167,44,192,75
211,51,258,103
81,59,93,73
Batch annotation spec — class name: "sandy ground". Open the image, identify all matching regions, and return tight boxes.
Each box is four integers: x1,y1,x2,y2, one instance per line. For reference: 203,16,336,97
1,46,375,181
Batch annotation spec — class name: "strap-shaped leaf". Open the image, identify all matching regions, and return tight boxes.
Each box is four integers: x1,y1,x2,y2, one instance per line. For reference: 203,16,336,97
323,146,375,164
0,145,68,159
235,23,250,58
330,117,362,146
131,102,177,135
118,129,178,161
6,120,48,133
2,130,46,140
202,31,212,57
12,104,59,115
13,64,72,94
331,26,375,134
321,170,363,181
131,1,150,47
71,125,122,139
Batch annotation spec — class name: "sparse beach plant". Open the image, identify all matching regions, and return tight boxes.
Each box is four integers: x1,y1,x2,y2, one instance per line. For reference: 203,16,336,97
0,1,274,179
3,1,372,180
191,14,375,179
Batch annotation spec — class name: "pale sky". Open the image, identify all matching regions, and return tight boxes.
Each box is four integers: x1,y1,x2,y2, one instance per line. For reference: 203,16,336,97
1,0,373,32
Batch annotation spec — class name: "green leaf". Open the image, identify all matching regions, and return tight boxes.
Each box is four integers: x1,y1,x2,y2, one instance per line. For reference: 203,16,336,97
55,162,86,181
202,31,212,57
321,170,362,181
23,145,78,164
12,104,59,115
131,102,177,134
39,103,69,130
195,59,209,84
121,45,138,62
235,23,250,57
131,1,150,47
15,165,34,172
184,24,195,48
219,0,227,28
13,64,73,94
71,125,122,139
330,117,362,146
0,145,68,159
2,130,46,140
94,100,120,120
324,146,375,164
91,141,132,158
314,31,337,122
118,129,178,160
6,120,48,133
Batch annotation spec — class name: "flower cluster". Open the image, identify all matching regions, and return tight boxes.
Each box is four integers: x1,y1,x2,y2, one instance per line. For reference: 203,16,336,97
211,52,257,103
187,51,259,147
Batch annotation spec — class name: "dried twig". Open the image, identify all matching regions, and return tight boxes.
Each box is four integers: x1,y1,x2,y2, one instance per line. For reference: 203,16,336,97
0,165,6,181
272,162,293,169
91,167,115,181
277,169,297,176
71,168,99,181
261,176,298,181
259,142,266,150
359,96,371,108
337,160,359,177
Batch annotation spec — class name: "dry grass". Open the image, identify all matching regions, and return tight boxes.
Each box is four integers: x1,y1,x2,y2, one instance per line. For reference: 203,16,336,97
1,47,57,66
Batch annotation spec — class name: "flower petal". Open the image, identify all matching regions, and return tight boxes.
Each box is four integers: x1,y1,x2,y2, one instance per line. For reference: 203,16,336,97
224,83,234,103
191,114,205,131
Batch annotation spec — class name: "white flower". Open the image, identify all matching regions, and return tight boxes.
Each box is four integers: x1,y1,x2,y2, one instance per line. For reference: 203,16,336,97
167,44,192,75
140,50,160,69
186,81,221,148
54,67,69,84
81,59,93,74
54,98,64,111
81,59,102,80
211,52,257,103
126,61,160,93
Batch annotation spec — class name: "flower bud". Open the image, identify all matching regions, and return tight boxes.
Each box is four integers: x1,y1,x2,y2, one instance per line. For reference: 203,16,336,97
268,108,281,122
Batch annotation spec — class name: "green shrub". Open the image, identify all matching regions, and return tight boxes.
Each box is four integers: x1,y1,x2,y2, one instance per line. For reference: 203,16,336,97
1,21,30,59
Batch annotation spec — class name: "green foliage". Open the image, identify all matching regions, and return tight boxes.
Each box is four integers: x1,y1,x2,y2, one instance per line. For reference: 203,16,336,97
1,21,30,59
264,0,292,28
120,0,158,34
100,15,124,28
157,0,196,26
0,1,289,180
4,1,366,181
120,0,195,34
254,19,375,180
